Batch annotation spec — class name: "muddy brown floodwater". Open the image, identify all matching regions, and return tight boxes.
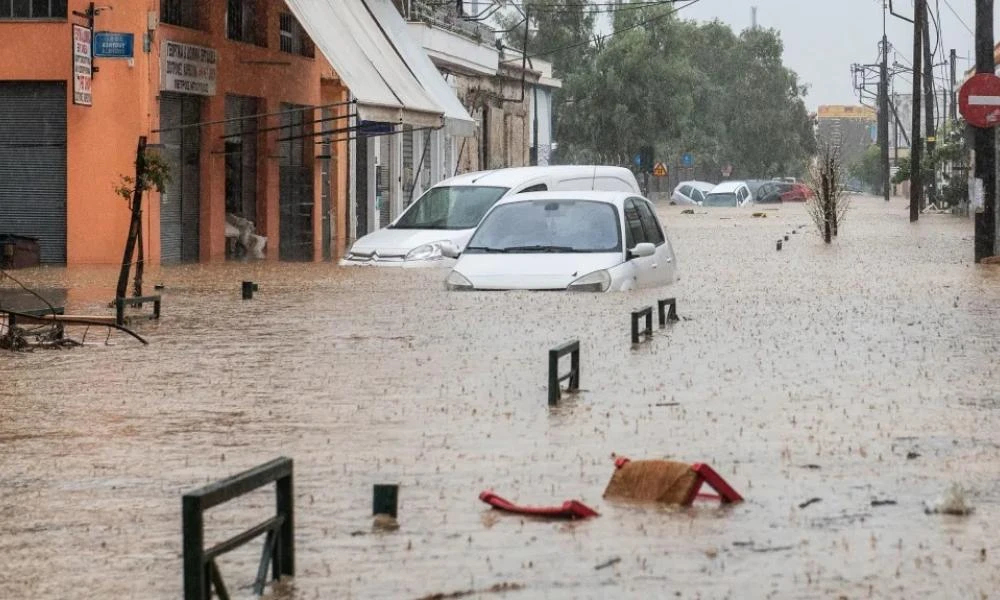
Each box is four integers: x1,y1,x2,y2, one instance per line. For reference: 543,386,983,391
3,198,1000,599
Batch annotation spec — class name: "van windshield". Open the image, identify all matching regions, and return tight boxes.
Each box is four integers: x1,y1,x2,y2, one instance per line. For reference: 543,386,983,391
391,186,510,230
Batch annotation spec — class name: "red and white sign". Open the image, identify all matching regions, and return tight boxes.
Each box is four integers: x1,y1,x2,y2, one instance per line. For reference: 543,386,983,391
959,73,1000,129
72,25,92,106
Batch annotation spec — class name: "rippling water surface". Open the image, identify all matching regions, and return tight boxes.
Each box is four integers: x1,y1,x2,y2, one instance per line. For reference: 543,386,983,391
2,199,1000,599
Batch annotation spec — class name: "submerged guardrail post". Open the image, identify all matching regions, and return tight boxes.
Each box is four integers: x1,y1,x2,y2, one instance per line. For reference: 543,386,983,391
182,457,294,600
657,298,679,328
631,307,653,344
373,484,399,518
548,340,581,406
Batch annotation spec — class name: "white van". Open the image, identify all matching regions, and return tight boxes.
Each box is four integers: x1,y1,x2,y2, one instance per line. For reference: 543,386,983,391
340,166,641,267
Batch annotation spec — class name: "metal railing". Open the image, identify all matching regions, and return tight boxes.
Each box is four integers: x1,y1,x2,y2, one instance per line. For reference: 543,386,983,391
115,294,161,326
410,1,490,43
548,340,580,406
183,457,294,600
631,307,653,344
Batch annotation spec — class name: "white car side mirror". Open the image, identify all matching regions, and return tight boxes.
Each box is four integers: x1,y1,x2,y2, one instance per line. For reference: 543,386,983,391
629,242,656,258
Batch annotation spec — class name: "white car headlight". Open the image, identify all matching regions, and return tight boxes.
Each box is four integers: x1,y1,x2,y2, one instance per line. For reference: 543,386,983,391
405,241,448,261
444,270,474,291
567,269,611,292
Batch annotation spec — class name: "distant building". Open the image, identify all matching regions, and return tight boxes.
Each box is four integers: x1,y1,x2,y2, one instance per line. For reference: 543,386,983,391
815,105,877,168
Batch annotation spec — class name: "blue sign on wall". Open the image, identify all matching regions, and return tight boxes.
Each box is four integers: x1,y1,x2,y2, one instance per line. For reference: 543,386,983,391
93,32,134,58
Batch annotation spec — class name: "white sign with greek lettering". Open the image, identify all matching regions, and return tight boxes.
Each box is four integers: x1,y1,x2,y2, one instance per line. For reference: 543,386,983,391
160,40,217,96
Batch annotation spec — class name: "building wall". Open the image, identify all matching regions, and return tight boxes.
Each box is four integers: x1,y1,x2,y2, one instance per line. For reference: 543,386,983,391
449,67,533,175
0,0,348,264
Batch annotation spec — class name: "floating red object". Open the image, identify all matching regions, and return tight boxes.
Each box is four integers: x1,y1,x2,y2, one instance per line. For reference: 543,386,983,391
478,491,599,519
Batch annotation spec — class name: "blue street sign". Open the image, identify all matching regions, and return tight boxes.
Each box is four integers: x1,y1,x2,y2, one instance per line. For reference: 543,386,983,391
633,154,642,167
681,152,694,168
93,32,134,58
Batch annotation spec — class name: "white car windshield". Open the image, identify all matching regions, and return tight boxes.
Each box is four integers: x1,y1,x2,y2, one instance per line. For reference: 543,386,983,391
465,200,622,253
704,192,739,207
392,186,509,230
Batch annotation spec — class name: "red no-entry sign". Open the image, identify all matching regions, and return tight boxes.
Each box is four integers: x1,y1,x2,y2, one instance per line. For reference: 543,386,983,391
959,73,1000,128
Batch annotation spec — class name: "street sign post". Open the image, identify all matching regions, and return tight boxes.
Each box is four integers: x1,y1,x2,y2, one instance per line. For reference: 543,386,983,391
959,73,1000,129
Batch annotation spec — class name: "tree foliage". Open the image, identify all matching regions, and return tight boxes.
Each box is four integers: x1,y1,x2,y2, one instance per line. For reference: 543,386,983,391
511,4,816,178
848,145,881,193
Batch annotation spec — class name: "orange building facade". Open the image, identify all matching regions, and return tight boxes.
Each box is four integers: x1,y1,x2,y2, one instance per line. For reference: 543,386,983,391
0,0,349,264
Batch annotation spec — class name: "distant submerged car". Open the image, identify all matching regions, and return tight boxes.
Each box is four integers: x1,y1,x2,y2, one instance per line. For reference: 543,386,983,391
670,181,714,206
704,181,753,207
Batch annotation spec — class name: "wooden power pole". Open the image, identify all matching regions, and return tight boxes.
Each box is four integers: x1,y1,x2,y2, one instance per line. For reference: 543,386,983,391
910,0,924,222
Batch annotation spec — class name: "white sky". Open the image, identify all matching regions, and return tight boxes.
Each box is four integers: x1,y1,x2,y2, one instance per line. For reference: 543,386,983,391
671,0,998,110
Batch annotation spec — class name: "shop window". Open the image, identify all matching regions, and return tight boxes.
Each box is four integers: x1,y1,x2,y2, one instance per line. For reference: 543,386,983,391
279,13,314,58
0,0,67,18
227,0,263,46
159,0,200,29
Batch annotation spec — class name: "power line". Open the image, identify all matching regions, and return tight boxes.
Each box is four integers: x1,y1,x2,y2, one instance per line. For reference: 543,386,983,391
940,0,973,35
504,0,705,62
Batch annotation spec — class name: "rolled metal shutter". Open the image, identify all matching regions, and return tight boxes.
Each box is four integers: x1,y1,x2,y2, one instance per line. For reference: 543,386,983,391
159,96,184,263
0,82,67,264
180,97,201,262
159,94,201,263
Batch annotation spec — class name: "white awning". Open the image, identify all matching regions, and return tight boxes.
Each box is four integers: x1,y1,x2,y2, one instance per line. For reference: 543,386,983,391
284,0,443,128
365,0,477,137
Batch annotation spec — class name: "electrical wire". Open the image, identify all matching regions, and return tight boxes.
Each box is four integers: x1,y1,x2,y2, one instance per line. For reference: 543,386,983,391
940,0,973,36
502,0,704,62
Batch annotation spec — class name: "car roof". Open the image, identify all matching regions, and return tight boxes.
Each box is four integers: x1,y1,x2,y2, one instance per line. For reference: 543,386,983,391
491,190,640,209
678,180,715,191
437,165,636,188
709,181,747,193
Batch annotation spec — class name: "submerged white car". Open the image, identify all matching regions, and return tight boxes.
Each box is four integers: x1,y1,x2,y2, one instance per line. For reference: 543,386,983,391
340,166,640,267
671,181,715,206
704,181,754,207
444,191,677,292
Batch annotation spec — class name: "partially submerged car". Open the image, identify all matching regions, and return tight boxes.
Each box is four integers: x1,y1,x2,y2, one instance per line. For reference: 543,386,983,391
340,166,640,267
704,181,753,207
670,181,715,206
443,191,676,292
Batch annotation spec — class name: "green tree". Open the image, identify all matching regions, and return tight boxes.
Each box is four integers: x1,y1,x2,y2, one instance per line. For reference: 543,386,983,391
848,145,881,193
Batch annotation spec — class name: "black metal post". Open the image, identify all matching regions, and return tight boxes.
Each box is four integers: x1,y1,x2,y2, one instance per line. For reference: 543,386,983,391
950,48,958,122
975,0,997,261
880,34,891,202
182,495,206,600
242,281,255,300
910,0,924,222
548,340,580,405
275,468,294,578
372,484,399,518
630,307,653,344
922,1,936,208
657,298,678,327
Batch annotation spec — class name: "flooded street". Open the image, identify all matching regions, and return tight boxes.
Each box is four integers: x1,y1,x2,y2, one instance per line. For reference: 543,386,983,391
3,197,1000,599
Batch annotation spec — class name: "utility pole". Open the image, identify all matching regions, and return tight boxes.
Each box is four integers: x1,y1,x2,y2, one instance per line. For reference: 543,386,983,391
974,0,996,261
910,0,924,222
949,49,957,122
879,2,891,202
922,1,937,208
